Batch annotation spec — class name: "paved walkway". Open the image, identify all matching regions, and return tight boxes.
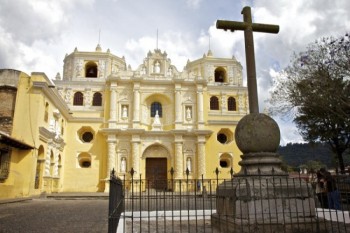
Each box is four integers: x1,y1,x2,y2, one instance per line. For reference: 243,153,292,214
0,195,108,233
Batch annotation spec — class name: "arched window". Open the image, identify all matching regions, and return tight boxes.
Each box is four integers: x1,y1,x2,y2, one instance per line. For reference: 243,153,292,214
73,92,84,106
210,96,219,110
150,102,162,117
78,153,91,168
214,67,226,83
227,97,236,111
219,154,232,168
92,92,102,106
85,62,98,78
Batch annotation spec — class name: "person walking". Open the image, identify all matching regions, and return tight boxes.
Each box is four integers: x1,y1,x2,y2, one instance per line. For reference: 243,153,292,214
313,171,328,208
319,168,341,210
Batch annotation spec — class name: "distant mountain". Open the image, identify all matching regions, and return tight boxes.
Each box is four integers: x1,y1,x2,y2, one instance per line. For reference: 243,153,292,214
277,143,348,169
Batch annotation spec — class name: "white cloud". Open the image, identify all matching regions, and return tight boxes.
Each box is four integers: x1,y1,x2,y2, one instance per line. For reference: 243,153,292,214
185,0,203,9
1,0,349,144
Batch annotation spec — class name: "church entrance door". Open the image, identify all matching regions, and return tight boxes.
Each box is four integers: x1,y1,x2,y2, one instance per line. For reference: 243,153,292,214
146,158,167,190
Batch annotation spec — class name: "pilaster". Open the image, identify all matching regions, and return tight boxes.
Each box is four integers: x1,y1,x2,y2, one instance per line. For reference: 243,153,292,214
133,83,140,127
197,136,206,178
109,84,117,128
174,140,183,179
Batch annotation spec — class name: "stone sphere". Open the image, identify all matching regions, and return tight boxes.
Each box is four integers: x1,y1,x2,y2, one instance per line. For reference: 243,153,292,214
235,113,280,153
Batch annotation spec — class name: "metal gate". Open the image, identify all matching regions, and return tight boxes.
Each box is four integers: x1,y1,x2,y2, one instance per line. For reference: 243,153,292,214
108,169,124,233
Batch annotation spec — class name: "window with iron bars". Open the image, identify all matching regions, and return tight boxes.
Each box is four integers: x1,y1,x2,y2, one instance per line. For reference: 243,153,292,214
0,148,11,182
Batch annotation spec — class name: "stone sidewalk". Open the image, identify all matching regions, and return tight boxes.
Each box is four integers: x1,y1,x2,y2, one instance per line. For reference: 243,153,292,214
0,194,109,233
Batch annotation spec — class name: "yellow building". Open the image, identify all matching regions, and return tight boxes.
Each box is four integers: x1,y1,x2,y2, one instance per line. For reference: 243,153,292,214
0,45,248,198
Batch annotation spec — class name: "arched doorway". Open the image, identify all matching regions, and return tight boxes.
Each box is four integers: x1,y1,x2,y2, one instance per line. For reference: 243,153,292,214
143,145,169,190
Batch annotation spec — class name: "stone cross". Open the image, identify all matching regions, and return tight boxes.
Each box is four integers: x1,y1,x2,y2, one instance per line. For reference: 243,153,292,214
216,6,279,114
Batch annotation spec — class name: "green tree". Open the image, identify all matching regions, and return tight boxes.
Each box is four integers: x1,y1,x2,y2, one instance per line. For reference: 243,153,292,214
269,33,350,173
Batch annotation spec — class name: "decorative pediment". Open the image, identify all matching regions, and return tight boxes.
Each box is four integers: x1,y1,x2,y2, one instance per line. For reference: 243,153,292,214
135,49,179,78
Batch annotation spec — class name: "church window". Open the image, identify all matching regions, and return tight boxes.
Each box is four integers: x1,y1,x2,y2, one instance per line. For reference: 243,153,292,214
44,102,49,122
220,160,228,168
85,62,98,78
227,97,237,111
73,92,84,106
82,132,94,143
217,133,227,144
0,148,11,181
92,92,102,106
214,67,227,83
78,153,91,168
210,96,219,110
219,154,232,168
151,102,162,117
217,128,233,144
77,126,95,143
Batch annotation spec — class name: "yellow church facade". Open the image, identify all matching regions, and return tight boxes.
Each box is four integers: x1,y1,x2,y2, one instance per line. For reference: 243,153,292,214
0,45,248,198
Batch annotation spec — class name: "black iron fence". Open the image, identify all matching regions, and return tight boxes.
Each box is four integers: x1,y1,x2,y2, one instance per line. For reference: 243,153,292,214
108,169,124,233
109,169,350,233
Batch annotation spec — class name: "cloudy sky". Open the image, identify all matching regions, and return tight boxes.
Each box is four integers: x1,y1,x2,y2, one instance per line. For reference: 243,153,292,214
1,0,349,144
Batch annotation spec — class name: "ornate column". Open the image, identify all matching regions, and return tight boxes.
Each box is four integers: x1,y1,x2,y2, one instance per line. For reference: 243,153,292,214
109,84,117,128
197,85,204,126
43,145,53,193
174,141,183,179
131,136,140,177
53,152,59,177
175,84,182,124
197,136,206,179
105,135,116,192
44,148,51,177
221,93,227,112
133,84,140,126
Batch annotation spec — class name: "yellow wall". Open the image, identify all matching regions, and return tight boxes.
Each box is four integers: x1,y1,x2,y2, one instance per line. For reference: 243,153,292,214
62,122,106,192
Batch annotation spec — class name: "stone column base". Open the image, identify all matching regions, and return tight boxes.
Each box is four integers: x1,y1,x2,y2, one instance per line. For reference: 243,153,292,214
211,214,325,233
212,176,320,233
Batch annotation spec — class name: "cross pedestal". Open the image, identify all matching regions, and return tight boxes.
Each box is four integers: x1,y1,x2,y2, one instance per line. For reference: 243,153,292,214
212,7,320,232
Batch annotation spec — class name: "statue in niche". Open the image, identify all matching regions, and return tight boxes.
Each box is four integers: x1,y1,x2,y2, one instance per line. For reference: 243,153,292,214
122,106,128,118
154,61,160,73
186,107,192,120
153,110,161,124
120,158,126,172
152,110,162,130
187,158,192,172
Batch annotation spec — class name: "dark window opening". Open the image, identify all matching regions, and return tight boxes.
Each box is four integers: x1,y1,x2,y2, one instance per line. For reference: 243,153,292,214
215,68,226,82
82,132,93,143
85,62,98,78
210,96,219,110
81,161,91,168
228,97,236,111
92,92,102,106
73,92,84,106
220,160,228,168
217,133,228,144
0,149,10,181
151,102,162,117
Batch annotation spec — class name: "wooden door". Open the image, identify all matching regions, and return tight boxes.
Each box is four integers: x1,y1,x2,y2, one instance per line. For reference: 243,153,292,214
146,158,167,190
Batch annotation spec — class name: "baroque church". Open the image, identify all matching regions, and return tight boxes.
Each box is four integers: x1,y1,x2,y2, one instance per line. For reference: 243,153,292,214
0,44,248,198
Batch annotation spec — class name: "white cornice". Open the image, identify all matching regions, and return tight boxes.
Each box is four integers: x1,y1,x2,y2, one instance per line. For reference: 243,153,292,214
32,81,73,120
207,120,239,125
69,117,104,123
